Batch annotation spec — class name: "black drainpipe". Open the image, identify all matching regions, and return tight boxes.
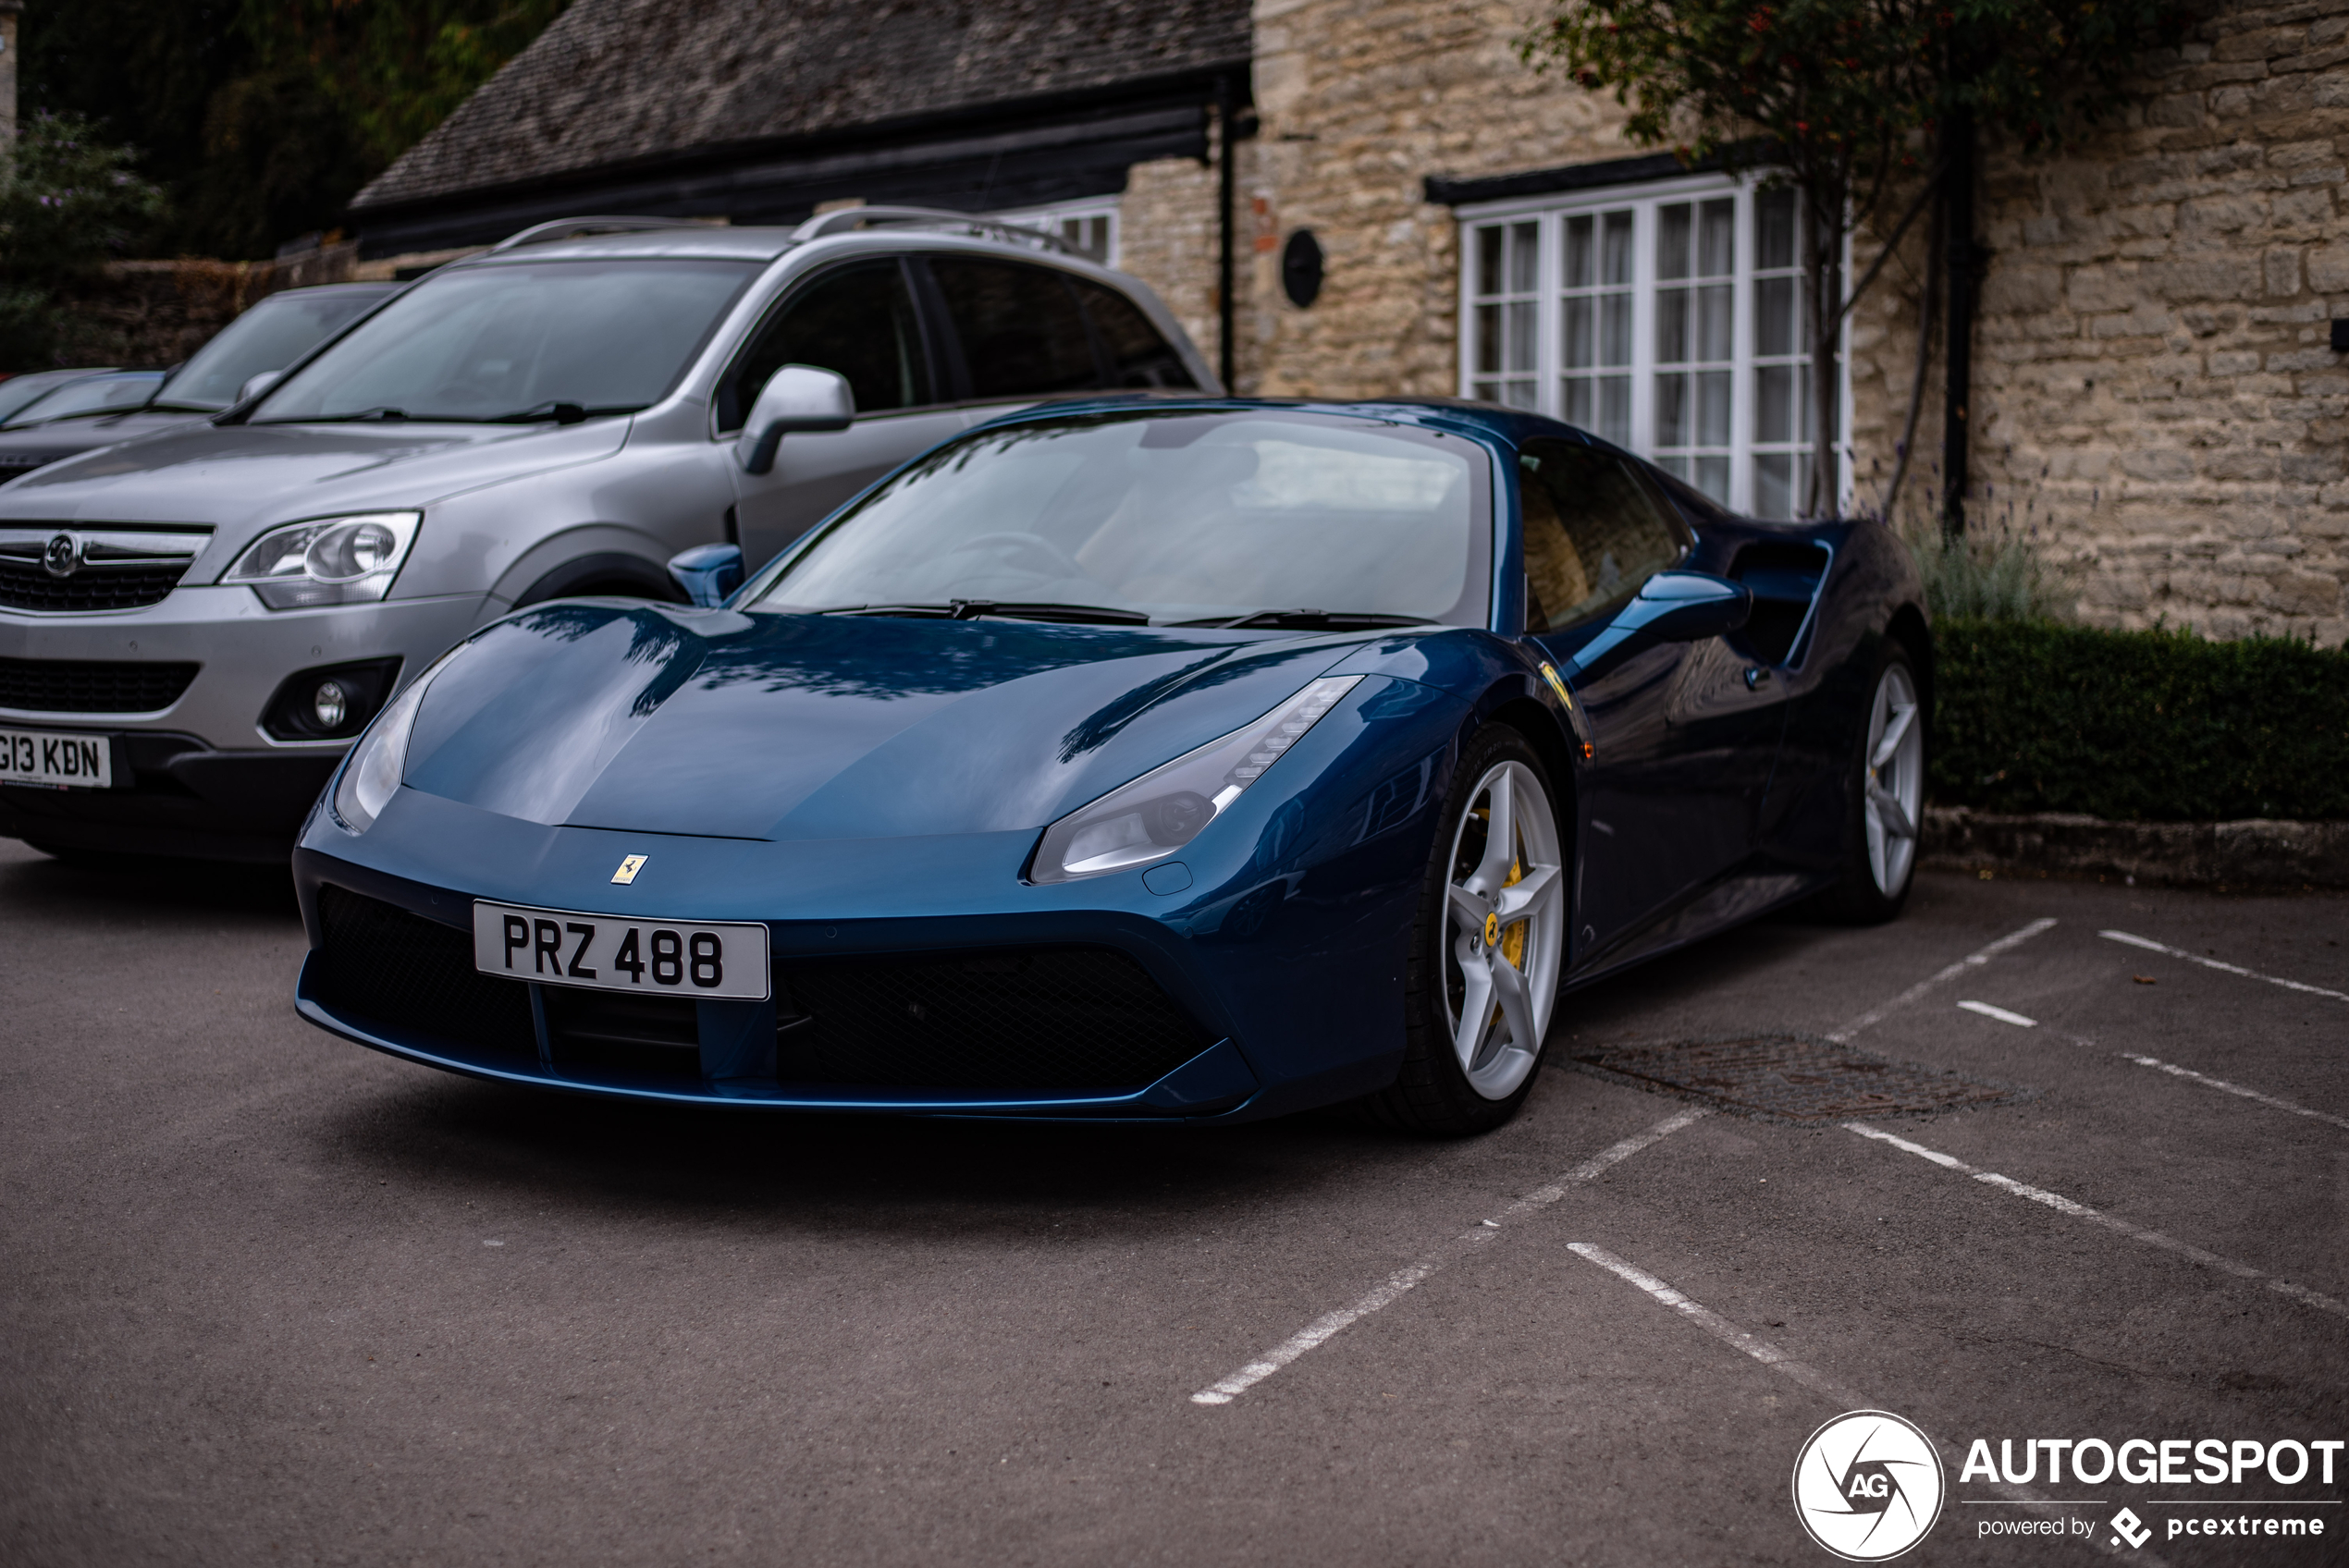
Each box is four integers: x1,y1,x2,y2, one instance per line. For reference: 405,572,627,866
1216,74,1238,392
1940,105,1977,539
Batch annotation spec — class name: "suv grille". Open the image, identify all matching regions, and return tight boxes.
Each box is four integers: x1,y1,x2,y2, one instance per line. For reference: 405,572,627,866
0,526,209,612
781,949,1210,1089
0,656,199,713
312,888,1212,1095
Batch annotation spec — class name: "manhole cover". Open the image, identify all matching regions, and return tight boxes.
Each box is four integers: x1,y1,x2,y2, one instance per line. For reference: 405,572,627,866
1568,1034,2023,1122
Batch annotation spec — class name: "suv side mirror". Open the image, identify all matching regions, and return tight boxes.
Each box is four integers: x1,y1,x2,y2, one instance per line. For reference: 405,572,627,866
736,364,854,475
1619,570,1751,642
668,543,744,607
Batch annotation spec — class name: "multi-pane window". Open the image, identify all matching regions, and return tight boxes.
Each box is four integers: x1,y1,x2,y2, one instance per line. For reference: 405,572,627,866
1560,211,1632,445
1470,221,1539,410
1457,178,1841,518
987,199,1120,266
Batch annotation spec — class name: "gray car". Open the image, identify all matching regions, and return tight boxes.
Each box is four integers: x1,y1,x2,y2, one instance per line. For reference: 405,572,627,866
0,283,401,484
0,213,1214,861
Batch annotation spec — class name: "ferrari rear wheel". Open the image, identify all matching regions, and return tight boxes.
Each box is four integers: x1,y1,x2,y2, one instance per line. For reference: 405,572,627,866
1368,726,1566,1135
1817,643,1925,924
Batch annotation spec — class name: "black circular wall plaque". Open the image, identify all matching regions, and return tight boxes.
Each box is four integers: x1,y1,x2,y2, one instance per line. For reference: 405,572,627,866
1282,229,1324,309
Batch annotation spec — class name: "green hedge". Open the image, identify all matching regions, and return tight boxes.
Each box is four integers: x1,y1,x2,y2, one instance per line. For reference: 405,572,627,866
1928,619,2349,822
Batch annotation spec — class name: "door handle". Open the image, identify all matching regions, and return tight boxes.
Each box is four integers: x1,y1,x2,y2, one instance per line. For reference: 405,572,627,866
1744,666,1772,691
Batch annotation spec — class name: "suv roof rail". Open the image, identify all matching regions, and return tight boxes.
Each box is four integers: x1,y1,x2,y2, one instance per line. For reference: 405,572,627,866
789,205,1080,256
488,215,695,252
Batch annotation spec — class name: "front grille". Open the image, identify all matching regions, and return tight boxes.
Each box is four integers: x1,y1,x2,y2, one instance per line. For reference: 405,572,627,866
780,949,1211,1089
312,888,1214,1095
314,886,536,1060
0,558,193,611
0,656,199,713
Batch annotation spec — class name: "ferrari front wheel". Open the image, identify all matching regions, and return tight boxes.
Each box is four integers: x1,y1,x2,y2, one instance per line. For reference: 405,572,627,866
1368,726,1567,1135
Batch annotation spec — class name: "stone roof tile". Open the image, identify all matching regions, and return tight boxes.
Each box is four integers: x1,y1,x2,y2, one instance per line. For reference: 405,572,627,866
353,0,1251,210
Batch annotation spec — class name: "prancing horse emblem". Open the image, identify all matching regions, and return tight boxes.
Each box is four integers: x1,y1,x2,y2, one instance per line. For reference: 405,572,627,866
611,853,647,885
43,533,80,579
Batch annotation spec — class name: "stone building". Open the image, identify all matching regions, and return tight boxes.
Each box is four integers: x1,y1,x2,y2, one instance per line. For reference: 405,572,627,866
354,0,2349,644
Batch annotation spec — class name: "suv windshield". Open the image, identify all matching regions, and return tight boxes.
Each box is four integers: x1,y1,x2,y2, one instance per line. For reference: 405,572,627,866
252,259,756,424
748,410,1491,627
1,371,166,428
154,288,389,411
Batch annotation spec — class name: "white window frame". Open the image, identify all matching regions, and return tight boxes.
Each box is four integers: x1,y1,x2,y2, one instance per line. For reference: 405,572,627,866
985,197,1121,267
1457,171,1852,518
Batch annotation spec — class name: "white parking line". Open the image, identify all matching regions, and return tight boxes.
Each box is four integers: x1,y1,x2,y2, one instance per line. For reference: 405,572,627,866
2101,930,2349,1004
1188,1107,1707,1405
2116,1052,2349,1133
1568,1243,1851,1401
1958,1000,2038,1027
1842,1122,2349,1320
1826,918,2058,1042
1567,1243,2168,1564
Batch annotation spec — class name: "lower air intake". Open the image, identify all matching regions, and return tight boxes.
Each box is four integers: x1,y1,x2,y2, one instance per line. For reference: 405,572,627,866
313,885,535,1060
779,948,1211,1089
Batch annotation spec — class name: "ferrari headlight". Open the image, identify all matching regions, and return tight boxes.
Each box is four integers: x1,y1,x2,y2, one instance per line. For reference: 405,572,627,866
225,511,421,609
331,646,458,833
1031,675,1362,883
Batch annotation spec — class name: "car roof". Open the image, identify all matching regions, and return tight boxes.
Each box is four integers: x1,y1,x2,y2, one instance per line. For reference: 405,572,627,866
266,281,404,300
962,394,1588,449
454,227,804,266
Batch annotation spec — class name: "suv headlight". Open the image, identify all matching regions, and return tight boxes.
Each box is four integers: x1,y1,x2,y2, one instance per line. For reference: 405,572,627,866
331,646,458,833
1030,675,1362,884
225,511,421,609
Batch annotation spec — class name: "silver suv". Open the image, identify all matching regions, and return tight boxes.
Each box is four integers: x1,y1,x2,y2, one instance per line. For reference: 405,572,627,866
0,212,1213,861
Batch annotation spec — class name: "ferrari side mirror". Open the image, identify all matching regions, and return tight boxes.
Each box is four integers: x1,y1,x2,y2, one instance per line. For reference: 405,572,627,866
735,364,854,475
668,543,744,607
1621,570,1751,642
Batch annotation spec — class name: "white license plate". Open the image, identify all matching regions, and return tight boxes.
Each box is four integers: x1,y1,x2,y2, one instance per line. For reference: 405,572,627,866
0,726,113,789
472,900,769,1001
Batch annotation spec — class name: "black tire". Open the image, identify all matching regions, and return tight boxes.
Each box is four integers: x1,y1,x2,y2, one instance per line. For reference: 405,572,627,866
1814,640,1925,925
1363,725,1565,1136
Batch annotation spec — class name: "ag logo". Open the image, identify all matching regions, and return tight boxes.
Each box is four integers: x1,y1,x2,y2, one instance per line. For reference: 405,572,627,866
1791,1410,1946,1561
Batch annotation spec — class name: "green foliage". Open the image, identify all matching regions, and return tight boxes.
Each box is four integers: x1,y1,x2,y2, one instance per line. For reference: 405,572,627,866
1911,529,2066,622
19,0,571,260
236,1,574,172
1931,619,2349,822
0,113,167,367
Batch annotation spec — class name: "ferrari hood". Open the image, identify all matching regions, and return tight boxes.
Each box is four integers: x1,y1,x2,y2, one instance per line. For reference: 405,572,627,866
400,604,1370,841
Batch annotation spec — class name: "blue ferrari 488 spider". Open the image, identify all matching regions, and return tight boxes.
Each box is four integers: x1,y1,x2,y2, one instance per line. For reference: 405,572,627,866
293,395,1929,1133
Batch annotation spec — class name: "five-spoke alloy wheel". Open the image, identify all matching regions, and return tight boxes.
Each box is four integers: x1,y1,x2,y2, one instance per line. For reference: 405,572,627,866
1371,727,1566,1133
1820,641,1926,924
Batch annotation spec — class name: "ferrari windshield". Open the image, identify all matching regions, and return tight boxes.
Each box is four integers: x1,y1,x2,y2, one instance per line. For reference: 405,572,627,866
251,260,756,423
749,410,1490,626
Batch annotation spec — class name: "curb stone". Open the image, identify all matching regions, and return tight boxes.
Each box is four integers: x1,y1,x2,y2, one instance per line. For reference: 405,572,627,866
1923,807,2349,889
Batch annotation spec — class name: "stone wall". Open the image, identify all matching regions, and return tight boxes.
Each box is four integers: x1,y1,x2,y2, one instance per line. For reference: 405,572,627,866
1109,0,2349,644
1956,0,2349,644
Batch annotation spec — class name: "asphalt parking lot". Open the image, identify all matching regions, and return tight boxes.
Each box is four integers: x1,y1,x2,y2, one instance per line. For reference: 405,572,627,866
3,840,2343,1567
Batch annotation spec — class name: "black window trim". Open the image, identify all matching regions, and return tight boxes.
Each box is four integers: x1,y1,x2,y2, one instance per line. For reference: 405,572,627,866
710,255,948,436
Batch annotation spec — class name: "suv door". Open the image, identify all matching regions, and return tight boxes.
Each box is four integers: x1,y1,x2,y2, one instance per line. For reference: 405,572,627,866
725,257,965,569
1520,440,1786,963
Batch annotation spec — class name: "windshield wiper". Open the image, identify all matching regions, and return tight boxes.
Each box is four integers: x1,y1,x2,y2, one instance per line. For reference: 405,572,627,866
296,406,410,423
1187,609,1441,631
806,599,1152,626
483,401,646,424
